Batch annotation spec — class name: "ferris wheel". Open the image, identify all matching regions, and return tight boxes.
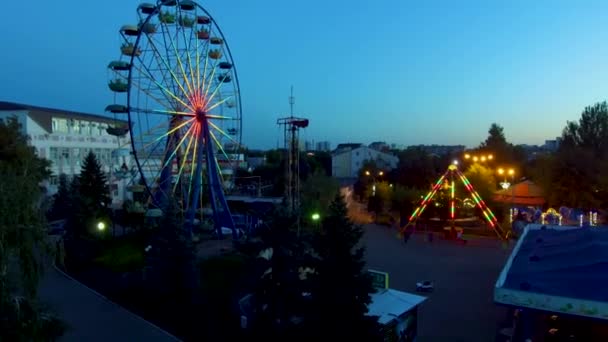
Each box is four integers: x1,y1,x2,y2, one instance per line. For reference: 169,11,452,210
106,0,242,238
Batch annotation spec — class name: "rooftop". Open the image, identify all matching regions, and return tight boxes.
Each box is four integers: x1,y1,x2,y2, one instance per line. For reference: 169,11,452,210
367,288,426,324
495,224,608,320
0,101,127,123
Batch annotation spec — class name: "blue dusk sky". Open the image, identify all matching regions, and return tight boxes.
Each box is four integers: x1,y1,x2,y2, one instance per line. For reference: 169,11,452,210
1,0,607,149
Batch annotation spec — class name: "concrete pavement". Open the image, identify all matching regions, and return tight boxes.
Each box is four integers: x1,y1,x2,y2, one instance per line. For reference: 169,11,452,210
38,264,180,342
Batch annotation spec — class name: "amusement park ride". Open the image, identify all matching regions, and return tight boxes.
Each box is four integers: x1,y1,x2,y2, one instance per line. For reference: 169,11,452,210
277,87,309,215
402,163,507,240
106,0,242,239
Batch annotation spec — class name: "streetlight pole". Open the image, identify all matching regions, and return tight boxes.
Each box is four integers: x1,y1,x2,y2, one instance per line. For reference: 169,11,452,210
508,169,515,213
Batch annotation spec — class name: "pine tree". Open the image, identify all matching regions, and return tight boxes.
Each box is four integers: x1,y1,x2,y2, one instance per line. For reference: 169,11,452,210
247,208,310,340
69,151,111,237
306,194,380,340
48,173,70,221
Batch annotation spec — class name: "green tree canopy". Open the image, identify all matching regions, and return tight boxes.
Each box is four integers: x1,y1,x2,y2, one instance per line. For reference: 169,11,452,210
0,116,65,340
305,194,380,340
67,151,111,238
542,101,608,208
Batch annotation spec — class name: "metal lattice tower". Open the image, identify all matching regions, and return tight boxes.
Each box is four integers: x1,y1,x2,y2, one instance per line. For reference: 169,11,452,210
277,86,309,214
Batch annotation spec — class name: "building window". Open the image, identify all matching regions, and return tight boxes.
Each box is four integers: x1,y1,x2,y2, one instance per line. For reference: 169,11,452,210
72,120,81,134
72,148,82,168
51,118,68,133
61,148,70,169
356,151,359,156
50,147,59,166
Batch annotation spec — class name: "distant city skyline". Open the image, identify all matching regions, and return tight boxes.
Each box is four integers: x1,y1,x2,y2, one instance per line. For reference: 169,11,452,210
1,0,606,149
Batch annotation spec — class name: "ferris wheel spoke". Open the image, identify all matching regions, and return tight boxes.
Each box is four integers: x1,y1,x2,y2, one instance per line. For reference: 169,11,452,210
178,5,198,96
146,118,194,149
208,120,241,147
206,114,237,120
204,96,232,112
111,70,172,109
131,59,193,112
209,129,232,164
161,122,196,171
173,123,197,194
131,107,194,117
202,58,221,100
147,27,192,103
134,37,177,107
160,17,194,98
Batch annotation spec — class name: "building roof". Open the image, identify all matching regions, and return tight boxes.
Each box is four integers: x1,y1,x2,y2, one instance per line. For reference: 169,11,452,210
367,289,426,324
334,143,363,150
0,101,127,124
495,224,608,320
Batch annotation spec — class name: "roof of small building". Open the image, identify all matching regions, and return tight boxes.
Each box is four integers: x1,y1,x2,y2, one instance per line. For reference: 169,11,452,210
367,288,426,324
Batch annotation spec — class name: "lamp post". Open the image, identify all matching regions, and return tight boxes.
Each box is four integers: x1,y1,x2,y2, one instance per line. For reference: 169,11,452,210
311,212,320,229
508,168,515,211
364,169,384,196
464,153,493,164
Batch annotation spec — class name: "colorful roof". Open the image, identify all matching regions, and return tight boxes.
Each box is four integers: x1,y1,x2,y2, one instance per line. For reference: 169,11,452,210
493,180,545,205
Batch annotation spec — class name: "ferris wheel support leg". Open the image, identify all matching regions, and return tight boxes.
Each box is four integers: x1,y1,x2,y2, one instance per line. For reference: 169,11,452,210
186,130,206,239
155,132,179,208
203,121,236,240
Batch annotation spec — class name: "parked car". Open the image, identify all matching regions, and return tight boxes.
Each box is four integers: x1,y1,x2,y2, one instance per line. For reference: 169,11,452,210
416,280,434,292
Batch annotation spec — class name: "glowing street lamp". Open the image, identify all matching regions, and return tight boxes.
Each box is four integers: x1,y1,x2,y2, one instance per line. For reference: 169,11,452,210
97,221,106,231
488,154,493,160
365,170,370,176
464,154,470,159
311,213,320,221
473,156,479,162
481,156,487,162
452,160,459,165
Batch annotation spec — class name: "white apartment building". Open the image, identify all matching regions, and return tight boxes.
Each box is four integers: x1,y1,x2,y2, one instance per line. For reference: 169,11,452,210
332,143,398,178
0,101,132,206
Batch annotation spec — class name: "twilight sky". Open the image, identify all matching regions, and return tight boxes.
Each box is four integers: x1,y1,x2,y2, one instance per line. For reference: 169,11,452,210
1,0,607,149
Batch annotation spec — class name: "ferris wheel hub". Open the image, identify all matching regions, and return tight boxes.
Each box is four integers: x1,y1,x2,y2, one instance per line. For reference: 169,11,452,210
195,108,206,121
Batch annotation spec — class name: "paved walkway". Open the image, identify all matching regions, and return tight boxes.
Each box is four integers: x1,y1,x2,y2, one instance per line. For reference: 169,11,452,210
38,264,180,342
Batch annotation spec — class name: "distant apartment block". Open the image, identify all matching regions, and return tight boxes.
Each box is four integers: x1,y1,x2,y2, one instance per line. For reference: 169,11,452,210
301,139,331,152
332,143,398,178
542,138,560,152
316,141,331,152
408,144,465,156
369,141,390,152
0,101,131,205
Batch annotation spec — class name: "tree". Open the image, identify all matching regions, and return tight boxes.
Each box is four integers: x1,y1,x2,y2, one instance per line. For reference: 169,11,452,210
561,102,608,157
145,198,196,300
464,163,496,206
68,151,111,238
246,209,309,340
0,116,65,340
395,147,443,189
48,173,70,221
300,172,339,228
542,101,608,208
305,194,380,340
391,185,424,225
